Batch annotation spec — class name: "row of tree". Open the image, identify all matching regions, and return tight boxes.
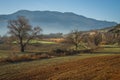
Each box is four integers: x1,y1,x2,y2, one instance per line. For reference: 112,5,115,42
66,26,120,51
66,30,102,50
6,16,120,52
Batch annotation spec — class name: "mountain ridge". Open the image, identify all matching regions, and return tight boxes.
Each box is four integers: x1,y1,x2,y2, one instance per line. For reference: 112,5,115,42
0,10,117,35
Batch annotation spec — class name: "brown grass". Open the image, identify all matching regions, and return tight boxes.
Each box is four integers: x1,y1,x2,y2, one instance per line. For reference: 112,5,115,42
43,38,65,43
2,55,119,80
0,53,50,63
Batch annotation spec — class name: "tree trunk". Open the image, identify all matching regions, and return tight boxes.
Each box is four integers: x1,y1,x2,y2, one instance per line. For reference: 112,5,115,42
20,45,25,52
75,44,78,51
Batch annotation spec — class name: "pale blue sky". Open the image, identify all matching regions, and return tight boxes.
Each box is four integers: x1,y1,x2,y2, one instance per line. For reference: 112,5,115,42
0,0,120,23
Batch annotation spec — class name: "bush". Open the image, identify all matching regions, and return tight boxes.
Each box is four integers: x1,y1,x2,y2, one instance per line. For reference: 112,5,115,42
50,48,66,56
50,48,81,56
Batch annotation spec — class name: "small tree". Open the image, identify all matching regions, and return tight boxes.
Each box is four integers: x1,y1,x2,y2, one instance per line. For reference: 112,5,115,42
66,29,83,51
8,16,42,52
82,34,95,49
82,32,102,49
93,32,102,46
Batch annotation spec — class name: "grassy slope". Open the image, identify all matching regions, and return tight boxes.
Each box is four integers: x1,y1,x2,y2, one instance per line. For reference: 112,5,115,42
0,54,120,80
0,47,120,80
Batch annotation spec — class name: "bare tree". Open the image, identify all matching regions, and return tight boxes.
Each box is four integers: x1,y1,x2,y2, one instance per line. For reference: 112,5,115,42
82,34,96,49
82,32,102,49
93,32,102,46
66,29,83,51
8,16,42,52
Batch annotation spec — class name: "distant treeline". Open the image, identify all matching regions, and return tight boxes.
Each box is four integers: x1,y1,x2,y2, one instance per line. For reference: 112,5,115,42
41,33,63,38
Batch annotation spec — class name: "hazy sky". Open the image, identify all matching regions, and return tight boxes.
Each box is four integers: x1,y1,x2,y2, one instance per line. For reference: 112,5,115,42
0,0,120,23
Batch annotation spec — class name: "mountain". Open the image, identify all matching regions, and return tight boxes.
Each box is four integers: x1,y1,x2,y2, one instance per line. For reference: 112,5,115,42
0,10,117,35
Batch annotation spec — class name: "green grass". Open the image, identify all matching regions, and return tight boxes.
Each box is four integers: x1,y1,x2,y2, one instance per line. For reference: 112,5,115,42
101,48,120,52
90,45,120,53
100,44,119,48
13,40,57,44
30,40,57,44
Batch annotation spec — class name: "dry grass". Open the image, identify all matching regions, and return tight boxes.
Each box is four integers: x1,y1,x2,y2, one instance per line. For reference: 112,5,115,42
0,54,119,80
0,53,50,63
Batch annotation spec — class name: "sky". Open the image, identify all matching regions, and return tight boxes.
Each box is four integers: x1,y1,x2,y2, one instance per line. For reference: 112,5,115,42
0,0,120,23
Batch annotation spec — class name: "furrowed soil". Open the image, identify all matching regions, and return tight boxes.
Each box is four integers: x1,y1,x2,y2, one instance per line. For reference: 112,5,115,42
0,54,120,80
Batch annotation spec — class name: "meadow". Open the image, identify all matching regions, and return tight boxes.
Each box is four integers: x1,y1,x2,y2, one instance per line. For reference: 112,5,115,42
0,44,119,80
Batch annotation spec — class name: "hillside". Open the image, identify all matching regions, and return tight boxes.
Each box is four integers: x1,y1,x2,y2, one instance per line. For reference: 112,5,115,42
0,54,119,80
97,24,120,33
108,24,120,33
0,10,117,35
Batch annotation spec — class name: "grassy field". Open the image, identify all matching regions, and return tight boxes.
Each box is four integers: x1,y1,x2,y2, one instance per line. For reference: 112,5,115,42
94,45,120,54
0,46,120,80
30,40,57,44
13,40,57,44
0,54,119,80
